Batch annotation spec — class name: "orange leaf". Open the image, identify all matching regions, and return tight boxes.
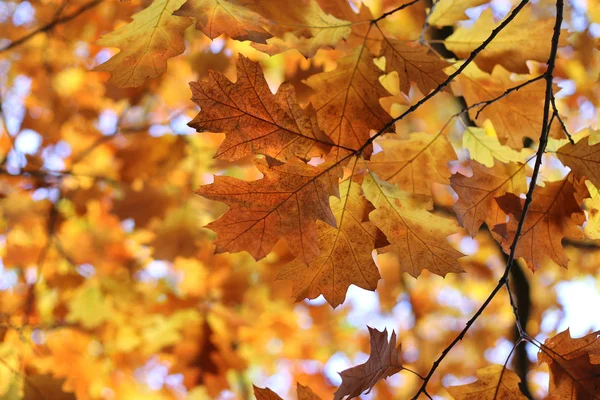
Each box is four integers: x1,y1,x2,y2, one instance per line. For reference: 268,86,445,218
493,175,588,271
556,135,600,189
446,365,526,399
175,0,271,43
197,158,340,262
305,47,392,160
451,160,527,236
278,177,388,307
189,57,334,162
368,132,456,196
459,65,564,149
376,37,450,95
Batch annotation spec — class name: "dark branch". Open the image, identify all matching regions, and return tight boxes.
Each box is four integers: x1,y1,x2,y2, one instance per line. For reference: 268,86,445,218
410,0,564,396
0,0,103,53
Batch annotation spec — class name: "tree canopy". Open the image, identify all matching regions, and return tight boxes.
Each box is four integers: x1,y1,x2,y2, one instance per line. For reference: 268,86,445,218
1,0,600,398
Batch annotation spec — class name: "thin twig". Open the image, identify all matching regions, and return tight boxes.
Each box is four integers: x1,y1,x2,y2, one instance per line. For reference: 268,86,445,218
374,0,422,23
550,95,574,144
0,0,104,53
361,0,532,153
410,0,563,396
474,75,545,119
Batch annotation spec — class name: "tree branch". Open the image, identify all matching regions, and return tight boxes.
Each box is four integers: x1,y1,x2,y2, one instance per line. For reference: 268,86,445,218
410,0,564,396
0,0,104,53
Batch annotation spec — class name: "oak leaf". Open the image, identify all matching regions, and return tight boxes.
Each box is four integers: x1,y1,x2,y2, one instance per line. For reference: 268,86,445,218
556,135,600,189
538,329,600,399
253,383,321,400
376,37,450,95
428,0,489,27
367,132,456,196
197,158,340,262
459,65,563,149
363,174,464,277
277,178,388,308
95,0,193,87
451,160,527,236
462,126,526,168
305,47,392,159
189,57,333,162
445,6,564,73
447,365,527,399
174,0,271,43
334,327,402,400
493,175,588,271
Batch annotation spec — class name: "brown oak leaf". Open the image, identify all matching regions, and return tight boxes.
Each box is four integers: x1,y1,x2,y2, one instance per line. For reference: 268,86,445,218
493,174,588,271
556,135,600,189
538,329,600,399
305,47,392,160
197,158,340,262
451,160,527,236
334,327,402,400
375,35,450,95
459,65,564,150
278,177,388,307
189,57,334,162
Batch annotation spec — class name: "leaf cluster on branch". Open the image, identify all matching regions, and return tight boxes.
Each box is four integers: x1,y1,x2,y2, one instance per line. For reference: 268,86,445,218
1,0,600,398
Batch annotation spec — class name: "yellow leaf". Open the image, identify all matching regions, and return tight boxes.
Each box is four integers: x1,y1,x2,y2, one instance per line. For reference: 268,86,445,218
95,0,193,87
463,126,526,167
445,6,565,73
368,132,456,196
363,174,464,277
428,0,489,27
447,365,526,399
67,283,111,329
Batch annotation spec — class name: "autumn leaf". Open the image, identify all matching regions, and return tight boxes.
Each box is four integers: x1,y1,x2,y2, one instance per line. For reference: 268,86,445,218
582,183,600,239
451,160,527,236
538,329,600,399
493,175,589,270
254,385,284,400
334,327,402,400
174,0,272,43
556,134,600,189
277,177,388,308
197,158,340,262
95,0,193,87
462,126,526,168
305,47,392,159
249,0,352,56
459,65,563,149
428,0,489,27
363,174,464,277
254,383,322,400
367,132,456,196
445,5,564,73
376,36,450,95
188,57,334,162
446,365,527,399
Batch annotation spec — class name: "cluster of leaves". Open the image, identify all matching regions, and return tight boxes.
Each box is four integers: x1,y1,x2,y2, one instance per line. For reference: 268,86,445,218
2,0,600,398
